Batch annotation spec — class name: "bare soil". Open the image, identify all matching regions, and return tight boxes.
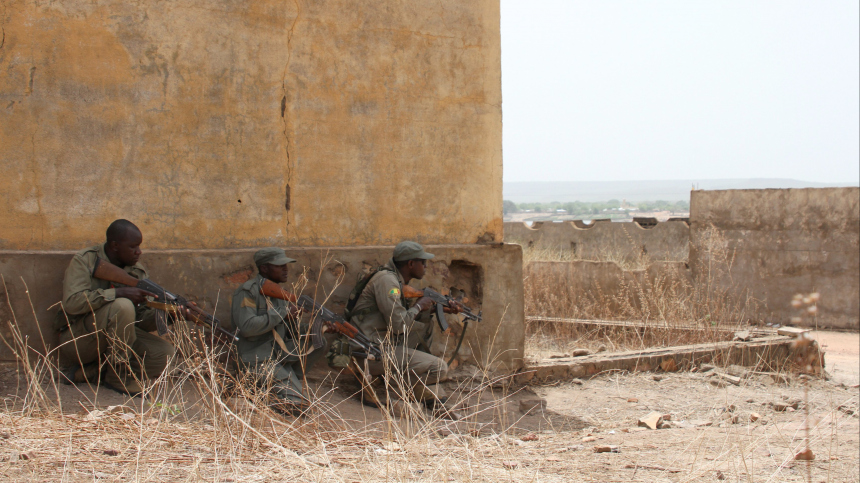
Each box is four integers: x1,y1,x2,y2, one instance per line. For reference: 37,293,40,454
0,345,857,482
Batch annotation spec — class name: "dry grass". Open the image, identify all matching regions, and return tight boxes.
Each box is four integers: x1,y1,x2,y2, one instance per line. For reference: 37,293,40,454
521,225,764,355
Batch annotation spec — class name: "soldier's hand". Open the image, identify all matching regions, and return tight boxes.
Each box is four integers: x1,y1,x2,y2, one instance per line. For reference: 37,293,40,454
415,296,434,312
443,300,463,314
115,287,156,305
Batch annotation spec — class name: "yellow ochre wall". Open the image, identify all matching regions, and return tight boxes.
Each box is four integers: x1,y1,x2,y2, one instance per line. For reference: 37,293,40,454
0,0,503,250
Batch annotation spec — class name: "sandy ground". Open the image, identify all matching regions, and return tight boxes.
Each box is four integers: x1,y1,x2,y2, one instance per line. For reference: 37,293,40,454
812,331,859,386
0,332,857,482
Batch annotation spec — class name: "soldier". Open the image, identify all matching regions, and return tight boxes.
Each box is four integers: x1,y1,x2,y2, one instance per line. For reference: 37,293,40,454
347,241,461,418
56,219,176,396
231,247,313,413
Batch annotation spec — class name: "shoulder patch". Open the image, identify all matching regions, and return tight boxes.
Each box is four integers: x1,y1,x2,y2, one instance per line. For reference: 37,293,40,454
388,288,401,297
241,297,256,308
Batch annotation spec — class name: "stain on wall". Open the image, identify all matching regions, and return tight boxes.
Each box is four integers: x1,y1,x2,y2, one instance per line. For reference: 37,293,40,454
690,188,860,330
0,0,502,250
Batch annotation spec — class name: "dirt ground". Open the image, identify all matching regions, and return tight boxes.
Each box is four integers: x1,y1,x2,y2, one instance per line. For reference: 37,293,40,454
0,331,857,482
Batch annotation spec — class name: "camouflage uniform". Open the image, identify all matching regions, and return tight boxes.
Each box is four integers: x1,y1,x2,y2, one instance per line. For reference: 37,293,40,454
349,258,448,401
56,244,175,390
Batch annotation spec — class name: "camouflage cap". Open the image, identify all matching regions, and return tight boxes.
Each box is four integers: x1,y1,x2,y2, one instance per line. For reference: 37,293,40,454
392,241,435,262
253,247,296,266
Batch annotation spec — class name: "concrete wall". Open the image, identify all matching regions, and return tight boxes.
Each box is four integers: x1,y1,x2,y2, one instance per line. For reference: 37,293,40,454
0,244,524,370
505,220,690,262
0,0,502,250
690,188,860,330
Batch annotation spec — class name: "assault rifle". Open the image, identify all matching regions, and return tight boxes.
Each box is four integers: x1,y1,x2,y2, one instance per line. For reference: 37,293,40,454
91,258,239,342
401,285,482,331
259,279,383,361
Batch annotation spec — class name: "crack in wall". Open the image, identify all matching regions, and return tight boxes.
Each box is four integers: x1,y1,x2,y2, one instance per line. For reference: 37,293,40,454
281,0,301,235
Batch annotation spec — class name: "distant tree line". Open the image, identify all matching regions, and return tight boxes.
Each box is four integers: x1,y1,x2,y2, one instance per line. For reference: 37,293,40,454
502,200,690,215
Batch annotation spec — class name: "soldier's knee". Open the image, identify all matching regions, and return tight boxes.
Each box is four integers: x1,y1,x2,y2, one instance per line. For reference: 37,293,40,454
109,298,136,325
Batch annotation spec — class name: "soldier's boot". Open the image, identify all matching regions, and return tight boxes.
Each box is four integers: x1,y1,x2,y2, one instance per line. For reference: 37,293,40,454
413,381,462,421
271,386,308,417
348,359,387,408
58,362,100,385
103,365,144,397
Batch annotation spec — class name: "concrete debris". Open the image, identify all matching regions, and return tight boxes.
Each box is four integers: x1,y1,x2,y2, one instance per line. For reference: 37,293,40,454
778,327,809,338
733,330,751,341
749,412,761,422
660,358,678,372
593,445,619,453
712,372,741,386
638,412,664,430
794,449,815,461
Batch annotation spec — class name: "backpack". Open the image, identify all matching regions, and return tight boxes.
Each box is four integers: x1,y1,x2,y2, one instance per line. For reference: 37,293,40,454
343,265,408,320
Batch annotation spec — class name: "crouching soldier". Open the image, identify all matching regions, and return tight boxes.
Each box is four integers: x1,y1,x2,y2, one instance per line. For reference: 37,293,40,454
347,241,462,419
56,219,175,396
231,248,317,414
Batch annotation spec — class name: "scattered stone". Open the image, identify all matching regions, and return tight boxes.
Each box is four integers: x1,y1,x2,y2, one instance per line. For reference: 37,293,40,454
571,378,583,385
519,398,546,415
769,401,799,412
794,449,815,461
745,398,755,403
637,412,664,430
596,344,608,353
593,445,619,453
0,432,9,439
749,412,761,422
662,413,672,421
712,372,741,386
725,404,737,413
726,365,748,377
730,414,739,424
709,377,727,388
627,427,647,433
548,353,571,359
700,363,716,373
759,418,769,425
569,444,585,451
733,330,751,341
103,449,119,456
658,421,672,429
582,436,597,442
716,470,726,480
652,375,664,382
572,348,591,357
627,398,639,403
520,433,538,442
660,359,678,372
502,461,519,469
545,456,562,462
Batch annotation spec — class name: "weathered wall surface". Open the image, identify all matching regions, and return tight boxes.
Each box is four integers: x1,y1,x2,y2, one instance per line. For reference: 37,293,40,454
505,220,690,262
0,244,524,370
0,0,502,249
690,188,860,330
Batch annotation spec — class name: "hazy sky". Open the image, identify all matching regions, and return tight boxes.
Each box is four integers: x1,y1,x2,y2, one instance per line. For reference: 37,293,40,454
501,1,860,184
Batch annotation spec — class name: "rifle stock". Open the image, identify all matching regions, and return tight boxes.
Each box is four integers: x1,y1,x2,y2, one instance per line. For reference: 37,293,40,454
260,279,381,360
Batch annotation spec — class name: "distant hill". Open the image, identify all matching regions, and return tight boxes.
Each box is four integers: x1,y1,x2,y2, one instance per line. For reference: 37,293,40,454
503,179,858,203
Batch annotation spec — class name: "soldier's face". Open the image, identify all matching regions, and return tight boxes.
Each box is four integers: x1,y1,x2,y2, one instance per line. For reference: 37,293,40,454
111,230,143,267
261,263,289,283
409,259,427,280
